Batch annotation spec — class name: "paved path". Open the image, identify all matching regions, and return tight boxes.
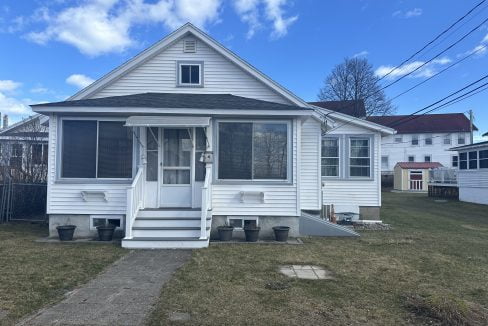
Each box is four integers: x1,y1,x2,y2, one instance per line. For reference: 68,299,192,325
19,250,192,326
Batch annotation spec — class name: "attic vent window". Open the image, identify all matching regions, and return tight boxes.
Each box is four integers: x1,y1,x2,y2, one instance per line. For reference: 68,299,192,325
183,40,197,53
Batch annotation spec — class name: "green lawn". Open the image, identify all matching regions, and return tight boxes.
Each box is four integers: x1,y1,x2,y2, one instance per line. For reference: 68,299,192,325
149,192,488,325
0,223,126,325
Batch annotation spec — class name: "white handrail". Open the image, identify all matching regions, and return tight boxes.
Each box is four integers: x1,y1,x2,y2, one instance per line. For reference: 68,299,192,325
200,164,212,239
125,166,144,239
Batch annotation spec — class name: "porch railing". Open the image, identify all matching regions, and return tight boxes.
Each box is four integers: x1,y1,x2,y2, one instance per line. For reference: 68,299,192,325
125,166,144,239
200,164,212,239
429,168,457,185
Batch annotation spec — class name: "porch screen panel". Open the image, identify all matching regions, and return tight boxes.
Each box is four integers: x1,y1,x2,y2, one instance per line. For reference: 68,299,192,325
62,120,97,178
163,129,191,184
253,123,287,179
218,123,252,179
195,127,206,182
97,121,133,178
146,127,158,181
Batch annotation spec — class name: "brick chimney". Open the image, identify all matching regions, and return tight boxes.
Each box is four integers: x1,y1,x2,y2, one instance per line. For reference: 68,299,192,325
3,115,8,129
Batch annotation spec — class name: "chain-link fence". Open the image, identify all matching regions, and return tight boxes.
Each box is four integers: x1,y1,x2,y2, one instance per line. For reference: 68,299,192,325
0,182,47,223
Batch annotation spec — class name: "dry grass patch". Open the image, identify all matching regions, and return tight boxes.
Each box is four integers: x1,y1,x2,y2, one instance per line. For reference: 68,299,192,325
149,193,488,325
0,223,126,325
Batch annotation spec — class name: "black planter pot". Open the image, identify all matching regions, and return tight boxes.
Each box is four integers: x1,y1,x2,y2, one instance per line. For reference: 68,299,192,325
56,225,76,241
217,226,234,241
97,225,116,241
244,227,260,242
272,226,290,242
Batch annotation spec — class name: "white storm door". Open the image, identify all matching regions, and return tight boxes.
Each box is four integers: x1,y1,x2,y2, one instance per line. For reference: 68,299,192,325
160,128,192,207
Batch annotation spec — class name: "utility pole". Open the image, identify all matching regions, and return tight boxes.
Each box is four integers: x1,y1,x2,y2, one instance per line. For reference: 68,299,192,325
469,109,474,144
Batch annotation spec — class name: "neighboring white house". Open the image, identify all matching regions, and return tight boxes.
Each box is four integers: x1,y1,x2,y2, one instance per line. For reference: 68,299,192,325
367,114,475,177
31,23,394,249
450,141,488,205
0,114,49,183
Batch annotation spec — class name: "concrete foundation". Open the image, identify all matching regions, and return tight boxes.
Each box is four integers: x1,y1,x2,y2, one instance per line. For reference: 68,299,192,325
359,206,381,220
210,215,300,240
49,214,124,239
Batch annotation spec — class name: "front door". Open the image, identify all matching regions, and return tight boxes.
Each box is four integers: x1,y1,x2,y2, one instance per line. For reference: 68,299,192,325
160,128,192,207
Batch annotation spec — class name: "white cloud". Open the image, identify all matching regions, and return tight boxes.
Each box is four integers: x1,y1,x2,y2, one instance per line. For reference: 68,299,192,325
0,92,32,117
26,0,223,56
461,33,488,57
66,74,95,88
0,80,22,92
375,57,452,79
393,8,423,19
30,86,49,94
353,50,369,58
233,0,297,39
405,8,422,18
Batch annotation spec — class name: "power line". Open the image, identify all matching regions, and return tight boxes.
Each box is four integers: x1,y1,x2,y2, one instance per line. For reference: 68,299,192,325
379,16,488,91
378,0,487,81
389,44,487,102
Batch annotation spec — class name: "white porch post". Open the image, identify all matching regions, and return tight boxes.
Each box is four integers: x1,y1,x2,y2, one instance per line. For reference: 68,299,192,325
200,122,213,239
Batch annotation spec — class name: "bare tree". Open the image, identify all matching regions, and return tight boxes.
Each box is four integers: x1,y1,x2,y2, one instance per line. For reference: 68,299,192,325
318,57,395,116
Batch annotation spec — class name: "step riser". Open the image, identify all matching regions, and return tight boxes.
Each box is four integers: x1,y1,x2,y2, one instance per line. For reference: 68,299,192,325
122,240,209,249
134,220,203,228
132,229,201,238
137,210,201,218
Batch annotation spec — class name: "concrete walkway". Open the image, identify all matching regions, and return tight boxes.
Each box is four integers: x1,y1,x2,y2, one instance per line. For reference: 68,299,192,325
18,250,192,326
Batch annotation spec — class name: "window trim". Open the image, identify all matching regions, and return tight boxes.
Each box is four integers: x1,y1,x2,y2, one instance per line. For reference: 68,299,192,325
226,216,259,230
57,117,135,183
411,135,419,146
347,136,374,179
424,135,433,146
457,135,466,145
176,60,204,87
408,155,415,162
90,215,123,230
321,136,341,178
424,155,432,162
214,119,292,184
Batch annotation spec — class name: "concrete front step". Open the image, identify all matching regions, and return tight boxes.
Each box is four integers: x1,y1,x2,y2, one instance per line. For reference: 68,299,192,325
132,227,211,238
122,237,209,249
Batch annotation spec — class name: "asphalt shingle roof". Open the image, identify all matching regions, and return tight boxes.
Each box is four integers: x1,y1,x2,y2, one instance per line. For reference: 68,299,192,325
308,100,366,118
367,113,477,134
32,93,310,111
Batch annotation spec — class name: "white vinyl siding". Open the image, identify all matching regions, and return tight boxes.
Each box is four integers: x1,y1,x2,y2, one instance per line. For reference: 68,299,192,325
211,119,298,216
322,123,381,208
90,38,292,105
300,118,321,210
457,146,488,205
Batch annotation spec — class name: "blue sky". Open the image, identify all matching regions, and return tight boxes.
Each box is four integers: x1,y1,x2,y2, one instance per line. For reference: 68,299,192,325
1,0,487,140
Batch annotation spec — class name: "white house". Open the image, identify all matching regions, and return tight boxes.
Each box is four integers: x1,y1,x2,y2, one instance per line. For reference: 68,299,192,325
367,114,474,178
450,141,488,205
31,23,394,249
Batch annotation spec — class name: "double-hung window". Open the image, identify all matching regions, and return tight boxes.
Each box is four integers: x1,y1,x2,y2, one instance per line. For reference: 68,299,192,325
218,121,289,181
424,155,431,162
178,62,202,86
459,152,468,170
452,155,458,168
349,138,371,177
61,120,133,179
468,151,478,169
321,138,340,177
425,136,433,145
480,150,488,169
444,135,451,145
458,135,466,145
411,135,419,146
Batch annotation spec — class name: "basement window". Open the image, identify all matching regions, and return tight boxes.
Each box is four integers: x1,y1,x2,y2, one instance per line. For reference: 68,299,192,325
227,216,258,230
90,215,122,230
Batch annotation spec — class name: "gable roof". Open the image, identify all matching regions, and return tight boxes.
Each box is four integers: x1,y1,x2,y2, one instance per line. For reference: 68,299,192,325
395,162,443,169
68,23,307,107
307,100,366,118
367,113,477,134
32,92,310,111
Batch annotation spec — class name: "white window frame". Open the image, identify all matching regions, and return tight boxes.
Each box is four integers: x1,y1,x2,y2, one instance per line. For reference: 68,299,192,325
348,137,372,179
321,137,340,178
215,119,292,183
90,215,123,230
411,135,419,146
177,61,203,87
58,117,134,182
226,216,258,230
